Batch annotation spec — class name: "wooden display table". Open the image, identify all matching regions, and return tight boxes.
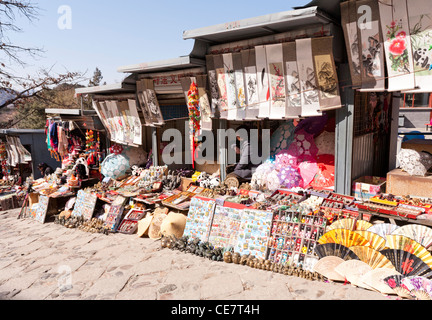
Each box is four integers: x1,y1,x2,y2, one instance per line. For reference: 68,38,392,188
387,169,432,198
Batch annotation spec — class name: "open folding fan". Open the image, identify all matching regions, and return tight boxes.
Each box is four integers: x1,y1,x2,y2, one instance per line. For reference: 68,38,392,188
313,256,346,282
314,243,359,261
349,246,394,269
354,231,386,251
383,274,412,299
356,220,373,231
318,228,370,247
326,218,356,231
391,224,432,250
380,249,432,278
402,276,432,300
334,260,373,289
385,235,432,268
367,223,400,238
360,268,401,295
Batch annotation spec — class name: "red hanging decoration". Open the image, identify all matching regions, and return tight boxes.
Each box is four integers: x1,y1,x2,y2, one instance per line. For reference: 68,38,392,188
187,81,201,169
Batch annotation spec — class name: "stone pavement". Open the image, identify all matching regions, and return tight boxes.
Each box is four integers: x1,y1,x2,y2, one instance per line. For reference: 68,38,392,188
0,208,399,301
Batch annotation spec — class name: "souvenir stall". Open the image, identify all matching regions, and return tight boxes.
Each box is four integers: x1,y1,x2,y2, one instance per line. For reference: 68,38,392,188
0,133,32,211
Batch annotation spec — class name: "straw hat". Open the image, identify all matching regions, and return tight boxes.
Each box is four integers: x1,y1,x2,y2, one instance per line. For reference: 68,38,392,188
148,213,168,239
160,212,187,239
137,214,153,238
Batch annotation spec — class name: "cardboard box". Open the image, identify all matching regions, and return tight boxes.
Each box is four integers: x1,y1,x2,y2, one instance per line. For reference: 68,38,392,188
352,176,386,200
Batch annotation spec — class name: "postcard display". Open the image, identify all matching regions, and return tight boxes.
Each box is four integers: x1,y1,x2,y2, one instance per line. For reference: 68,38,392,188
183,196,217,242
268,208,327,271
71,190,97,220
34,195,49,224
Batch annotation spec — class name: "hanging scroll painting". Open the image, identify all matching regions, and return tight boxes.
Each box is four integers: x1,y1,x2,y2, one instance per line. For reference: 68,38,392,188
127,99,143,146
378,0,416,91
213,54,228,119
107,101,123,144
136,80,153,126
241,49,259,120
232,52,247,120
118,101,134,145
311,37,342,111
357,0,386,92
255,45,271,118
296,38,322,117
406,0,432,92
206,55,220,116
283,42,302,119
195,75,213,131
222,53,238,120
341,0,362,88
266,43,287,119
98,101,115,141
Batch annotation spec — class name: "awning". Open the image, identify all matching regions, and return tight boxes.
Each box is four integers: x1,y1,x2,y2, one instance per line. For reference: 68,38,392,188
117,55,206,74
182,6,337,44
75,82,136,96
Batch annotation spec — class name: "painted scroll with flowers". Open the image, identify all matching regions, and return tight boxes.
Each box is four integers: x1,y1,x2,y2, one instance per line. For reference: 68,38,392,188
379,0,416,91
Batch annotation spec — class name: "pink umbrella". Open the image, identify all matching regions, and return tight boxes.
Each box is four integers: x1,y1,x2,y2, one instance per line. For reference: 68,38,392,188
275,150,299,170
277,166,304,189
310,154,335,189
287,129,319,162
298,160,319,187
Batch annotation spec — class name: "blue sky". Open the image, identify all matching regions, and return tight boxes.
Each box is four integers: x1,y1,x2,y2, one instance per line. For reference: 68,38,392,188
10,0,310,86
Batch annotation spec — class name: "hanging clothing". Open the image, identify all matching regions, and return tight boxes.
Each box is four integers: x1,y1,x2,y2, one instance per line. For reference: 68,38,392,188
57,126,68,158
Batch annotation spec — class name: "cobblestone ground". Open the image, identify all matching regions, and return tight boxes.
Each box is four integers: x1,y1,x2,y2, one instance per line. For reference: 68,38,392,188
0,208,399,301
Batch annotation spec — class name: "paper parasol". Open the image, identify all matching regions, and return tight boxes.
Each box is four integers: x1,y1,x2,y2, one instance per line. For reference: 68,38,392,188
298,160,319,187
270,121,296,156
315,131,335,156
286,129,319,162
101,154,130,180
295,113,328,136
277,165,303,189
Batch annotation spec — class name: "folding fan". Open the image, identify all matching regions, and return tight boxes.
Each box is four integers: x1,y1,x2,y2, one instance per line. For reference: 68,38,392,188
367,223,400,238
391,224,432,250
360,268,401,295
314,243,359,261
403,276,432,300
326,218,356,231
318,228,370,247
356,220,373,231
380,249,432,278
313,256,346,282
349,246,394,269
354,231,386,251
383,274,412,299
385,235,432,268
334,260,373,290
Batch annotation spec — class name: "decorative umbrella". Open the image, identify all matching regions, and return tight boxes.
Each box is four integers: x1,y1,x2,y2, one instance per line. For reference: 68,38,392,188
397,149,432,177
101,154,130,180
187,82,201,169
270,121,296,156
315,131,335,156
109,144,124,155
298,159,319,187
275,150,298,170
295,113,328,136
286,129,319,162
277,165,303,189
310,154,335,189
124,146,148,167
